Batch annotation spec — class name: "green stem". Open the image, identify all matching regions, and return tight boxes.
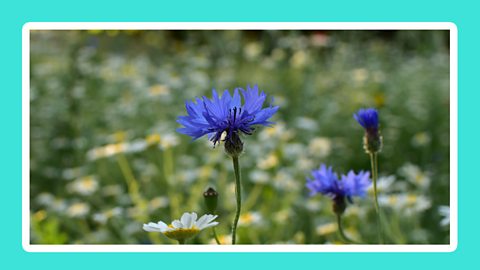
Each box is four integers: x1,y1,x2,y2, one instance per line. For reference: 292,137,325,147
163,148,180,218
178,239,185,244
336,214,358,244
243,183,263,212
116,154,141,206
212,227,221,244
369,152,384,244
231,156,242,245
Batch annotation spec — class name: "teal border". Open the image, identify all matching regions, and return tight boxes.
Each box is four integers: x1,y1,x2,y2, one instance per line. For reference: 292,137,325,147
3,0,476,269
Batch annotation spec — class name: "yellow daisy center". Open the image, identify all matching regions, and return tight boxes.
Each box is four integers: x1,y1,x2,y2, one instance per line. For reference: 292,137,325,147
163,226,200,241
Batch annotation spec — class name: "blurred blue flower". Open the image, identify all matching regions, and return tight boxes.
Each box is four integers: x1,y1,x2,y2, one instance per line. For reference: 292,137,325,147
353,108,379,132
306,164,371,203
354,108,382,153
177,85,279,146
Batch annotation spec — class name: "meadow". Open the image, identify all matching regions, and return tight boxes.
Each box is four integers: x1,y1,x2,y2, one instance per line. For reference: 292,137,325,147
29,30,450,244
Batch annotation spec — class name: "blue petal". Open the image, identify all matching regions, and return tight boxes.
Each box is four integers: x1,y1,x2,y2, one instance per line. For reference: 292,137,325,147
241,84,267,114
250,106,279,126
354,108,379,130
231,88,241,108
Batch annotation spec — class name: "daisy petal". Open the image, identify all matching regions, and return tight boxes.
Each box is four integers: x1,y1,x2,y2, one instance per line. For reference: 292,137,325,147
199,221,219,230
197,214,218,230
180,212,191,228
157,221,169,232
195,214,209,228
172,220,183,229
143,222,162,232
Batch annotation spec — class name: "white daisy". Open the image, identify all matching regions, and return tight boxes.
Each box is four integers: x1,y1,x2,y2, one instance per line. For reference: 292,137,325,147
438,205,450,227
143,212,218,243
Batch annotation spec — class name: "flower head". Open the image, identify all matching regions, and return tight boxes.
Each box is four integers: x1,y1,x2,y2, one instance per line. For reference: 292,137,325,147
340,170,371,199
177,85,279,152
353,108,379,132
306,165,371,214
353,108,382,153
143,212,218,242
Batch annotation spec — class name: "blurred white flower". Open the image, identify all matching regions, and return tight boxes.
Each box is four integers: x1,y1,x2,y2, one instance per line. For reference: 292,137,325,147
249,170,270,184
378,193,431,216
198,165,216,179
176,170,197,185
293,231,306,244
290,51,308,68
86,143,128,160
399,163,431,189
93,213,108,224
148,196,170,211
273,209,291,223
62,167,86,180
369,175,395,193
124,222,142,236
378,194,397,208
209,234,232,245
102,184,123,197
93,207,123,224
51,198,68,213
239,211,264,226
344,205,367,219
87,229,110,243
305,200,321,212
148,84,170,97
405,194,431,216
145,133,161,146
283,143,305,159
411,131,431,147
67,202,90,218
271,48,286,61
295,117,318,131
411,229,429,242
68,175,98,196
159,133,179,150
273,169,300,191
438,205,450,227
259,122,293,141
258,153,279,170
352,68,369,84
244,42,262,60
104,143,128,156
308,137,332,158
187,72,209,91
316,222,337,236
36,192,55,206
296,157,314,171
125,140,148,153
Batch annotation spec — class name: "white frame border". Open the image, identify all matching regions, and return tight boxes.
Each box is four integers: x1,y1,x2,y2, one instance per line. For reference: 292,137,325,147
22,22,458,253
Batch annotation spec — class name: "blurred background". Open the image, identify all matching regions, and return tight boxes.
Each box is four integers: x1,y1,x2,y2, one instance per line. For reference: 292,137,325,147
30,30,450,244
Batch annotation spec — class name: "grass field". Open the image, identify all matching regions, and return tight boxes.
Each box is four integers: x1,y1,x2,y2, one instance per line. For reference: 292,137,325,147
29,30,450,244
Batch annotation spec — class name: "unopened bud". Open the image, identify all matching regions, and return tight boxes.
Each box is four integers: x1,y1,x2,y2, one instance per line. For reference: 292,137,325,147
224,132,244,157
363,131,383,154
203,187,218,214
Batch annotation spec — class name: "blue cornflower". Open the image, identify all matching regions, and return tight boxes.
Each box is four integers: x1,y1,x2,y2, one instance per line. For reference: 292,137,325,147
354,108,382,153
177,85,279,154
353,108,379,132
306,164,371,214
